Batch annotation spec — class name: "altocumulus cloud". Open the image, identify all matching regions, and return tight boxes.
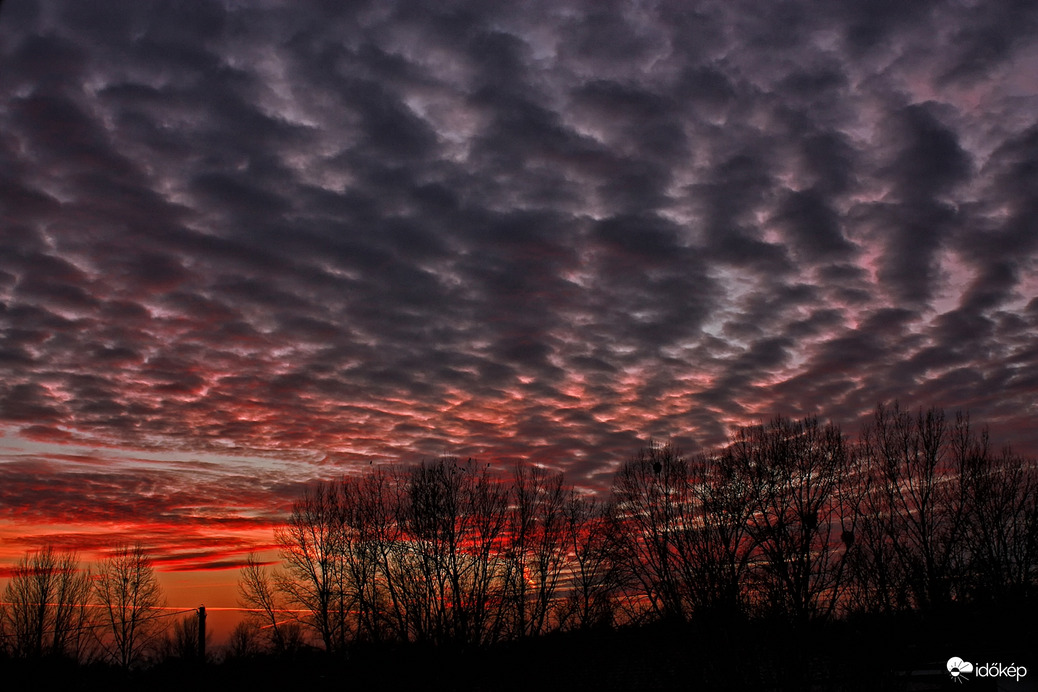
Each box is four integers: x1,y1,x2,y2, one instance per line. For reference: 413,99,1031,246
2,0,1038,563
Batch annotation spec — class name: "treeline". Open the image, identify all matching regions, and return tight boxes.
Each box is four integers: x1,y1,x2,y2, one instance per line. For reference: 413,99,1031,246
235,403,1038,656
2,402,1034,679
0,544,200,669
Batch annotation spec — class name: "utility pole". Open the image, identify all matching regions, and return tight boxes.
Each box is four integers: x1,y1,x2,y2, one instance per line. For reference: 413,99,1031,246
197,605,206,661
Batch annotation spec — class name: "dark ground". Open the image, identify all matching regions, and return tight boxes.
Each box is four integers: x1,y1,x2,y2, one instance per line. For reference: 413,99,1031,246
3,601,1035,692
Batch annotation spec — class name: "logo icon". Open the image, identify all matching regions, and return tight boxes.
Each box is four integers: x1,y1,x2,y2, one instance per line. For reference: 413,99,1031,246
948,657,974,682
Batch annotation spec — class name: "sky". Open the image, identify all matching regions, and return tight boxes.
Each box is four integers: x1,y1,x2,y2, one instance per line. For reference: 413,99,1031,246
2,0,1038,611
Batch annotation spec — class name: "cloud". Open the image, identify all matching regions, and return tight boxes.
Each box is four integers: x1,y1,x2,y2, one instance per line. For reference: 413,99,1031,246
1,0,1037,566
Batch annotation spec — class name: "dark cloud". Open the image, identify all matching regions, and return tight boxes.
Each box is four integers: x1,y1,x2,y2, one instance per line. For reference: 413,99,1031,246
938,0,1038,85
2,0,1037,570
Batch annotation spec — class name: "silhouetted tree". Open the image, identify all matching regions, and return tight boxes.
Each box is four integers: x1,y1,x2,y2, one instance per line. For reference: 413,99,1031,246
844,439,912,614
237,554,300,654
503,462,569,638
0,547,92,660
392,457,509,646
159,613,210,662
958,425,1038,604
725,417,853,621
855,404,970,611
608,443,698,622
274,482,349,654
93,544,166,668
337,470,401,643
681,452,756,620
225,620,262,659
560,491,618,630
244,406,1037,663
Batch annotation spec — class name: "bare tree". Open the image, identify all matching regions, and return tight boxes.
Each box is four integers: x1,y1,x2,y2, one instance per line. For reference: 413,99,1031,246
608,443,698,622
392,457,509,647
503,463,569,638
158,613,210,662
855,404,970,611
725,417,853,621
226,620,262,659
560,492,618,630
958,428,1038,604
346,467,411,644
845,433,914,614
337,470,400,643
93,544,166,668
237,553,299,654
274,482,348,654
0,547,92,660
680,452,756,620
245,404,1037,663
607,442,765,624
269,460,515,650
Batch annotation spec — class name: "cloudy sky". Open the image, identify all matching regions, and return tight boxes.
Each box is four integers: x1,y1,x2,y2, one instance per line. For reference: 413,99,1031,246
2,0,1038,579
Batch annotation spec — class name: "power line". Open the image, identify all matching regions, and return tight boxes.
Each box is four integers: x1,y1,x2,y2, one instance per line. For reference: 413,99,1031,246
0,606,199,640
1,602,309,613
